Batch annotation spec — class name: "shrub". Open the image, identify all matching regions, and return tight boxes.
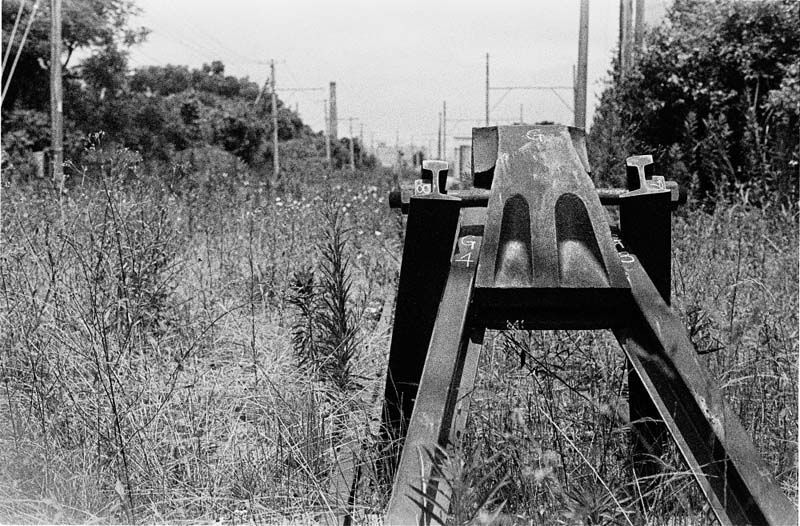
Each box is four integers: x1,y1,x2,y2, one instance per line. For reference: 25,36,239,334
589,0,799,206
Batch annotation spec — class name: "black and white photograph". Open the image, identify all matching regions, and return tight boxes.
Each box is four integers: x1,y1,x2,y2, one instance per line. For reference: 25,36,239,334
1,0,798,524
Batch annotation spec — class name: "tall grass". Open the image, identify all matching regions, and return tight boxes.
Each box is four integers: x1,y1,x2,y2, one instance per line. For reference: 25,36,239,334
449,195,798,525
0,149,398,523
0,147,796,524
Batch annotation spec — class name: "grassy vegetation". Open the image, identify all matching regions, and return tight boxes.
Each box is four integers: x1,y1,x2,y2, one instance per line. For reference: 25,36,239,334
0,150,796,524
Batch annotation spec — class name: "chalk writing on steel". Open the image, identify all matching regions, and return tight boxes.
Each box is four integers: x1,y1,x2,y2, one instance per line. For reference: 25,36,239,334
454,235,480,268
414,179,431,195
525,129,545,143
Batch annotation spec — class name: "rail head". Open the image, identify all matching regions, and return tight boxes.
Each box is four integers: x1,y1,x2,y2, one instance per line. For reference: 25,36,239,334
388,183,687,214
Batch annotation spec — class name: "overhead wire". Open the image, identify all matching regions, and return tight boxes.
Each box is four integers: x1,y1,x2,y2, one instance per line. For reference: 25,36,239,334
2,0,27,72
134,5,247,67
136,14,222,65
279,59,324,121
550,88,574,113
1,0,40,107
157,2,260,66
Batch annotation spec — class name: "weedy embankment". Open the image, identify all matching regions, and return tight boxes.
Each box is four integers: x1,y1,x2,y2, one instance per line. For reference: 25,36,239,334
0,149,796,524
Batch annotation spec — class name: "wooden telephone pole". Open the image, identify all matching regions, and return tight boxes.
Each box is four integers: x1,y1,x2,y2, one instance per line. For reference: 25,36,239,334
348,117,356,172
634,0,645,51
50,0,63,188
270,60,278,179
619,0,634,78
324,99,331,166
442,101,447,160
264,62,323,178
437,112,442,158
329,82,338,139
359,123,364,164
574,0,589,129
485,53,490,125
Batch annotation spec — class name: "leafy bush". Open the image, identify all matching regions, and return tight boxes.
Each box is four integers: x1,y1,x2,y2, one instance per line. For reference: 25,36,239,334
289,205,362,392
589,0,799,205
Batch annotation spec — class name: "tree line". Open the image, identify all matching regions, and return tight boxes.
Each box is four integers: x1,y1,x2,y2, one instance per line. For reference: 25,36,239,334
589,0,798,206
1,0,372,180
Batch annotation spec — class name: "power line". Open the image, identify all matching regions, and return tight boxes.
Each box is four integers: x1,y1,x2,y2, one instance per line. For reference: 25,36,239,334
484,50,576,124
1,0,40,107
157,2,260,65
140,5,259,65
136,11,260,68
490,85,572,90
2,0,27,72
137,14,220,61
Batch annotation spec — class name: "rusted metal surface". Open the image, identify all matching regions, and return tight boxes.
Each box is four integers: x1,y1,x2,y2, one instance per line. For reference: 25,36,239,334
385,208,485,525
472,125,629,330
380,191,461,448
614,251,797,526
378,127,795,526
619,154,673,486
388,183,686,212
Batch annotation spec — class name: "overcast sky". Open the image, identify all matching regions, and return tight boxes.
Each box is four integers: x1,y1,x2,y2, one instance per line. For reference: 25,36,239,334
128,1,669,153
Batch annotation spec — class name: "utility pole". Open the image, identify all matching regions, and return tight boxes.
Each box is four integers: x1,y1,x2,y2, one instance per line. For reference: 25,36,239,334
348,117,355,172
620,0,633,78
394,130,401,187
442,100,447,162
359,123,364,163
268,80,323,174
329,82,338,139
324,99,331,167
519,104,523,124
437,112,442,159
634,0,645,52
50,0,63,189
485,52,490,125
270,59,279,179
575,0,589,129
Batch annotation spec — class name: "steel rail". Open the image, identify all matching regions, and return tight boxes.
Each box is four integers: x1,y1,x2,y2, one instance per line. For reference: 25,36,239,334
614,253,797,525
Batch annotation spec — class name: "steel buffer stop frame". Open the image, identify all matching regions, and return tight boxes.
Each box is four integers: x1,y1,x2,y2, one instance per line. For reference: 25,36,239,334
335,125,795,526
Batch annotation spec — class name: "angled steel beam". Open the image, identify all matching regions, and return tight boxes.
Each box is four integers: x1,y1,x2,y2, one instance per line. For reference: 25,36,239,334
380,192,462,448
385,209,484,525
613,252,796,526
619,154,673,489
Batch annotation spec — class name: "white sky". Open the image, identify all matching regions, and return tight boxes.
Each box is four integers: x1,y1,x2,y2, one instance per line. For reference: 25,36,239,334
127,1,669,154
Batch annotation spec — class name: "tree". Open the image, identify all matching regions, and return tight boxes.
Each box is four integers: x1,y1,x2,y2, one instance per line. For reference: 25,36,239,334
1,0,325,177
1,0,147,110
589,0,799,204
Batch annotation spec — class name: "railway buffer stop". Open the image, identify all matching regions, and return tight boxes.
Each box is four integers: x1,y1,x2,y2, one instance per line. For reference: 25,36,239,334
334,124,796,526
